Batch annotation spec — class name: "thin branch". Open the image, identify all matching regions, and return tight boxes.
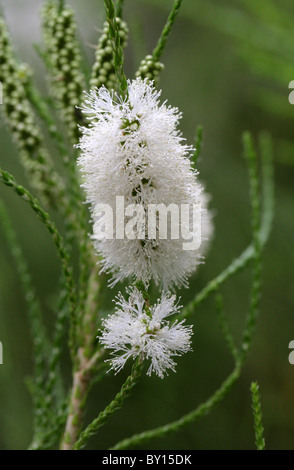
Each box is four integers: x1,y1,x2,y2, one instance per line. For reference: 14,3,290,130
0,168,77,354
116,0,125,18
110,133,268,450
152,0,183,61
60,346,106,450
104,0,128,98
0,200,50,434
250,381,266,450
111,360,242,450
240,132,262,358
215,294,238,361
73,358,143,450
178,132,274,322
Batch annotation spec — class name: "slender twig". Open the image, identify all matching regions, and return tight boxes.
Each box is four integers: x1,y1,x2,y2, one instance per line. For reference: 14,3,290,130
250,381,266,450
152,0,183,61
60,347,106,450
73,358,143,450
116,0,125,18
29,397,68,450
104,0,128,98
215,294,238,361
258,131,274,245
240,132,262,358
60,264,106,450
110,133,267,450
58,0,65,12
60,264,106,449
26,69,96,340
0,169,77,353
0,200,50,435
25,81,69,160
178,132,274,322
111,360,242,450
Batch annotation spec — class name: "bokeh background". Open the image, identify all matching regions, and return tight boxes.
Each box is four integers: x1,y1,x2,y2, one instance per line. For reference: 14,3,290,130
0,0,293,450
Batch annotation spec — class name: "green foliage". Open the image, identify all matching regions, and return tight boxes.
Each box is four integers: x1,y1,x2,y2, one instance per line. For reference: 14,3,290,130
192,0,294,166
0,0,276,450
135,0,182,84
90,17,128,91
0,169,76,336
74,358,143,450
215,295,238,360
250,381,266,450
0,17,64,209
104,0,129,97
0,201,50,436
42,0,86,143
135,55,164,85
152,0,183,62
111,131,269,449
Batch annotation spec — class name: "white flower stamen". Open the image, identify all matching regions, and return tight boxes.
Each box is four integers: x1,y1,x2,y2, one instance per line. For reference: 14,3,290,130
99,287,193,378
77,78,213,290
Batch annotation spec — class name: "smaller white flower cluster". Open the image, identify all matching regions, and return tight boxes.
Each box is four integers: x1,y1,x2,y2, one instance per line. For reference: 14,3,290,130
99,287,193,378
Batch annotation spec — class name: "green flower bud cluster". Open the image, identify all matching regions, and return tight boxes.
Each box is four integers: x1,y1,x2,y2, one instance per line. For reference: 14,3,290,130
90,17,128,91
135,55,164,85
0,17,64,208
42,2,85,143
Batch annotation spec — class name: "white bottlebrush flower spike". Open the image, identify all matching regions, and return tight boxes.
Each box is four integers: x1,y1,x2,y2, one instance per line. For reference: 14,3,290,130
99,287,193,378
77,78,212,289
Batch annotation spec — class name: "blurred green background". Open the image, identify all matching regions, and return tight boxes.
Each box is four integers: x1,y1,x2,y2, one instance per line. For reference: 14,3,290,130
0,0,294,450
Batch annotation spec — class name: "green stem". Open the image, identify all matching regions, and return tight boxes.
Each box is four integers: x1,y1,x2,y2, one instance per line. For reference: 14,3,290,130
60,265,105,450
104,0,128,98
215,294,238,360
0,168,77,354
60,348,106,450
0,200,50,435
178,132,274,322
116,0,125,18
152,0,183,61
250,381,266,450
110,133,267,450
240,132,262,358
73,358,143,450
26,77,95,336
111,360,242,450
25,81,69,160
